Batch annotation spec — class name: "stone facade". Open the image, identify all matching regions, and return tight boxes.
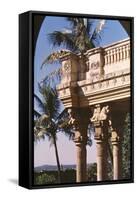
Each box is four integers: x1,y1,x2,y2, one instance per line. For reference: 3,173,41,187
57,38,131,182
57,38,130,108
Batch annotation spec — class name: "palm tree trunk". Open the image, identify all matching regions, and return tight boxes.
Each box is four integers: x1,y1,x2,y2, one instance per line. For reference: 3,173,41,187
53,136,61,183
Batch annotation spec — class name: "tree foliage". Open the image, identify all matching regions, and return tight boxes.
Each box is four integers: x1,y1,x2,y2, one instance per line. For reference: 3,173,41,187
122,113,131,179
41,18,105,84
34,84,74,183
87,163,97,181
34,173,56,185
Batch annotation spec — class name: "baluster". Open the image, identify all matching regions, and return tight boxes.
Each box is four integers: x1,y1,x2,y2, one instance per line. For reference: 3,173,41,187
113,48,117,62
105,53,108,65
127,44,130,58
123,45,126,59
117,48,120,61
107,50,111,64
110,50,114,63
125,44,128,59
120,46,123,60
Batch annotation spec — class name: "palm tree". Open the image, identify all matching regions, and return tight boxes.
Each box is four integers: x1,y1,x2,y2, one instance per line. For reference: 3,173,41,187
49,18,105,52
34,84,73,183
41,17,105,84
35,18,105,179
40,17,104,155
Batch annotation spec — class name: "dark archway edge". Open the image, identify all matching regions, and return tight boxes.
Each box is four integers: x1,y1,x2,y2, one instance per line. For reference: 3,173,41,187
33,15,45,51
119,20,130,36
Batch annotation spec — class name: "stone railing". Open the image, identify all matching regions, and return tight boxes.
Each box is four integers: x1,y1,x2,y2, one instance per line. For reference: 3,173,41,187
57,38,131,108
104,39,130,74
104,39,130,65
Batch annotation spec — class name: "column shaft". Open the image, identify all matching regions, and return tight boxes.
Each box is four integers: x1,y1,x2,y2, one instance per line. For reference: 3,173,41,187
76,142,87,182
112,142,121,180
68,108,89,183
96,140,107,181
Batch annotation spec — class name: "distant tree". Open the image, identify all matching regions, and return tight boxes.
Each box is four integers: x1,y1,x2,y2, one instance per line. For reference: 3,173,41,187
87,163,97,181
34,173,56,185
122,113,131,179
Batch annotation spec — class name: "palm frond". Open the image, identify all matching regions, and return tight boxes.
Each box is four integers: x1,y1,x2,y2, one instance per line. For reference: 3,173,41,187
58,119,74,140
48,31,75,50
41,49,71,68
58,117,74,140
86,19,95,38
38,85,61,120
34,126,46,141
36,114,49,126
66,17,79,27
34,110,41,118
40,67,62,86
56,109,68,122
34,114,55,141
34,93,45,113
62,129,75,140
34,128,52,142
90,20,106,46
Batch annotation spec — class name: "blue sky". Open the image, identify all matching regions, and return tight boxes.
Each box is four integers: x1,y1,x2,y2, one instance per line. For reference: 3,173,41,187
34,16,128,167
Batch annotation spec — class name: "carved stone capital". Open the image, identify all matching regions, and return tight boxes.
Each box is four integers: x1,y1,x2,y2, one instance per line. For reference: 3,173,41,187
90,104,112,141
90,104,111,124
73,135,87,146
67,108,80,130
68,108,89,128
94,126,108,141
68,108,89,145
111,130,120,144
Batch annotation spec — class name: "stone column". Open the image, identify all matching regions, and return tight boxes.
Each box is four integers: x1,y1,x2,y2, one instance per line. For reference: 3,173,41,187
90,104,110,181
110,108,124,180
68,108,89,182
111,130,121,180
74,131,87,182
94,123,108,181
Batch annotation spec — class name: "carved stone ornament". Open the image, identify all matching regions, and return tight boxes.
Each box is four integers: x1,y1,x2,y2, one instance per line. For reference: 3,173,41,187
67,108,79,130
90,104,110,122
60,61,71,77
89,61,100,79
90,61,100,70
63,61,71,73
111,130,120,143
